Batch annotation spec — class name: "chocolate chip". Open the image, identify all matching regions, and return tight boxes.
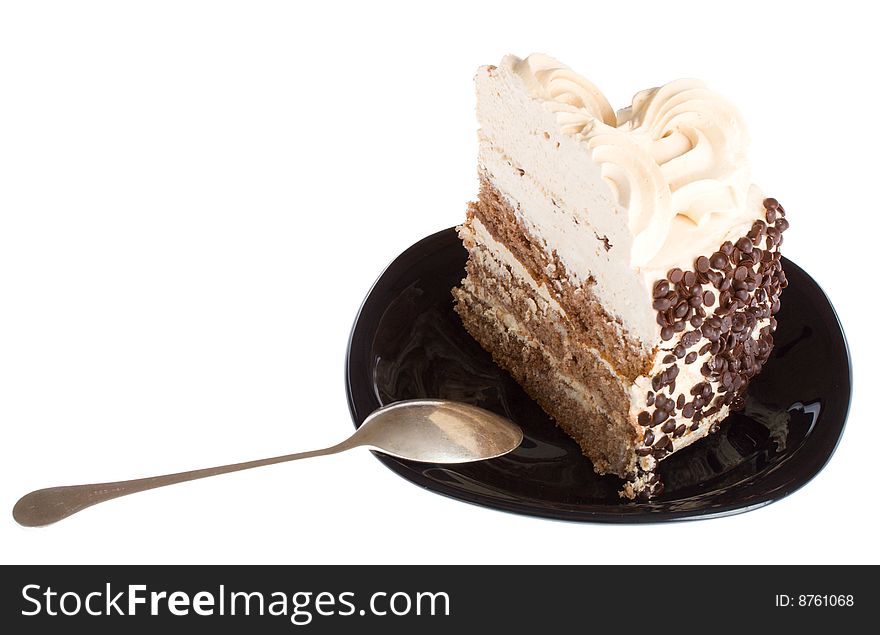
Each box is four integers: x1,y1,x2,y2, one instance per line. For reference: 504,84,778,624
699,343,711,355
674,424,686,437
734,266,748,281
722,371,733,388
685,351,698,364
644,429,655,446
661,420,676,434
654,435,671,450
701,323,720,342
702,290,715,307
653,280,670,298
694,256,710,273
674,301,689,319
660,326,674,341
689,421,700,431
636,447,653,456
638,411,651,426
653,297,673,311
776,218,790,233
763,197,779,209
736,237,753,254
766,208,777,224
681,330,701,348
668,268,684,284
721,241,734,255
673,344,686,358
663,354,676,364
684,271,697,287
690,315,704,328
676,394,685,409
652,409,669,426
709,252,728,270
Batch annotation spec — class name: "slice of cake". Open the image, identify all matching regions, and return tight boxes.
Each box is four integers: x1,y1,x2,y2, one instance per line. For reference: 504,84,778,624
452,54,789,498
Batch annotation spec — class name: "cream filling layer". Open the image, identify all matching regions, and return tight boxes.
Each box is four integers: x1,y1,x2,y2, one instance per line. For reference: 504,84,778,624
467,215,564,315
467,216,633,389
478,140,650,350
461,276,618,423
463,220,626,419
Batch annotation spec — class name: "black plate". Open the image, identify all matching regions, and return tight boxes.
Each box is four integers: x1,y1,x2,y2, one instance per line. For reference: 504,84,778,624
345,228,851,522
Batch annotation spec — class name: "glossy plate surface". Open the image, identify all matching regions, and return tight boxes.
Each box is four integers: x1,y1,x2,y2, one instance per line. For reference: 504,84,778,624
345,228,851,522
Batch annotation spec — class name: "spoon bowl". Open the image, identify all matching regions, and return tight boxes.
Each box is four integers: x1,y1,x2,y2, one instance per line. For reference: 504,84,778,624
353,399,523,463
13,399,523,527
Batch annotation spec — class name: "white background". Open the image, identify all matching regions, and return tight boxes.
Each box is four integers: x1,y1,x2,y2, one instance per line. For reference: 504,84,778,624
1,0,875,565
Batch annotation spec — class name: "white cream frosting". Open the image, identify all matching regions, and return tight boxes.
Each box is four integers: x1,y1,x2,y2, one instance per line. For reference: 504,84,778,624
476,54,766,347
510,54,755,269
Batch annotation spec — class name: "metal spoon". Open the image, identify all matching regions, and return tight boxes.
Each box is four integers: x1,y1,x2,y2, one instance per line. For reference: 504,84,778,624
13,399,523,527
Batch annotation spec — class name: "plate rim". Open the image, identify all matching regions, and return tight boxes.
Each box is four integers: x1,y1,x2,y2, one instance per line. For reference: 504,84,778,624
345,227,852,523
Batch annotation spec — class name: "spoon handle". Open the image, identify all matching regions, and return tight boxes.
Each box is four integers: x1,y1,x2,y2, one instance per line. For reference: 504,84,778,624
13,441,354,527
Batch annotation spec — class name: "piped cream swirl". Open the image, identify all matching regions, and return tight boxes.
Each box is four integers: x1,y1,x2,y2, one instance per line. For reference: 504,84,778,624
619,80,751,227
510,54,752,267
512,54,616,129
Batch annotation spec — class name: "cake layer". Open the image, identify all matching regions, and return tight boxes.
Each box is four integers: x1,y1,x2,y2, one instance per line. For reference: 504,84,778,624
469,174,651,380
459,219,633,420
453,285,638,476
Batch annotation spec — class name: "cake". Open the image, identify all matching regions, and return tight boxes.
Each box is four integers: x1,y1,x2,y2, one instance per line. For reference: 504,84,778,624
452,54,789,498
